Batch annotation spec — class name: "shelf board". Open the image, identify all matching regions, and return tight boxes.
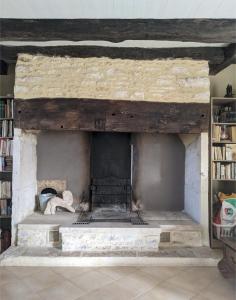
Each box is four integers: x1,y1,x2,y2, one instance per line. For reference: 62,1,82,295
0,198,11,200
0,216,11,219
212,141,236,144
212,122,236,125
0,137,13,140
212,179,236,182
212,160,236,162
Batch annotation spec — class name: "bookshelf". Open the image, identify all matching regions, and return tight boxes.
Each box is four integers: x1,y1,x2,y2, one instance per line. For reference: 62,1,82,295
0,97,13,253
210,97,236,248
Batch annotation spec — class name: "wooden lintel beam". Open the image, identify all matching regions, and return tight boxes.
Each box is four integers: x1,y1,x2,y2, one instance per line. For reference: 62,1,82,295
0,19,236,43
210,43,236,75
0,45,225,66
14,98,209,133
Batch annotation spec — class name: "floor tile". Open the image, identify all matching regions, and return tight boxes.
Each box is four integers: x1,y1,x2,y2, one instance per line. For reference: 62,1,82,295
98,266,137,280
77,281,136,300
199,277,236,300
21,268,65,293
135,281,195,300
53,267,93,279
6,266,43,278
38,280,85,300
115,270,158,298
138,266,185,282
167,266,221,293
0,280,41,300
0,267,19,286
70,269,114,293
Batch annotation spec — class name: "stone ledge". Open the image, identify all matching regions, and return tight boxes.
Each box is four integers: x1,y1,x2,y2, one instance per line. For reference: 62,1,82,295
0,246,222,267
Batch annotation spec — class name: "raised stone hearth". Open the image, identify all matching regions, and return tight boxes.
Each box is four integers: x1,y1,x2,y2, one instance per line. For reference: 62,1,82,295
16,211,203,253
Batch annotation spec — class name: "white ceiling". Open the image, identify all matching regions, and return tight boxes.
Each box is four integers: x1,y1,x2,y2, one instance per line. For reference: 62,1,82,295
1,0,236,19
0,41,228,48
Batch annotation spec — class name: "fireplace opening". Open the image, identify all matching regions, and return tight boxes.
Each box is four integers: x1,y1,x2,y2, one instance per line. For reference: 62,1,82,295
36,131,187,219
90,132,131,217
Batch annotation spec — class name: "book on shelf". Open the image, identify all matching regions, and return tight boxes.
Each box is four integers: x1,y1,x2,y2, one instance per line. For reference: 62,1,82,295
0,181,11,198
0,156,12,172
212,162,236,180
212,144,236,160
0,199,11,216
212,124,236,142
0,139,13,156
0,99,13,119
0,120,13,138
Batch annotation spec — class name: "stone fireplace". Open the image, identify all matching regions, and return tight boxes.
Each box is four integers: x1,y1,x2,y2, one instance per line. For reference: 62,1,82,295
11,54,210,252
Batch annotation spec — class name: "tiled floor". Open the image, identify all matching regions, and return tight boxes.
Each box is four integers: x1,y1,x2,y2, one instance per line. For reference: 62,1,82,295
0,266,235,300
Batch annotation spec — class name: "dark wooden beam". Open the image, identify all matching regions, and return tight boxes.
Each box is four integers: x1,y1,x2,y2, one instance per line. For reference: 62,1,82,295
210,44,236,75
0,45,225,66
1,19,236,43
14,98,209,133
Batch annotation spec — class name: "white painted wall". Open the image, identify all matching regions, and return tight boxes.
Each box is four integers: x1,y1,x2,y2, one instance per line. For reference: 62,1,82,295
183,133,209,246
1,0,235,19
12,129,37,245
210,64,236,97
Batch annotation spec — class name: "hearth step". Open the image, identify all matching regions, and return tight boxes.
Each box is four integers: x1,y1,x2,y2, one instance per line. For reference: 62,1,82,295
0,246,222,267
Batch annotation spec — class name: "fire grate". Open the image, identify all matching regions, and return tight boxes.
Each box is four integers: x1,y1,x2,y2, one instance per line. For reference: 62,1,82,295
131,212,148,225
74,211,148,225
73,212,91,225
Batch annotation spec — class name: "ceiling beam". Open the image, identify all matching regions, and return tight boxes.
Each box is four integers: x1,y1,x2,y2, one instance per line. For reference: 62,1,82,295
0,19,235,43
0,45,225,66
210,44,236,75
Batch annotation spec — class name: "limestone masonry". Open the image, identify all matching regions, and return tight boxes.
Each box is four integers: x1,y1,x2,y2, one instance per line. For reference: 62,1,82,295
15,54,210,102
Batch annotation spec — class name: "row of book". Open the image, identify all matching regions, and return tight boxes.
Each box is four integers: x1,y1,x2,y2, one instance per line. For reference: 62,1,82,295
212,125,236,142
0,120,13,138
0,139,13,156
0,99,14,119
0,199,11,216
0,181,11,198
213,162,236,180
213,144,236,161
0,156,12,172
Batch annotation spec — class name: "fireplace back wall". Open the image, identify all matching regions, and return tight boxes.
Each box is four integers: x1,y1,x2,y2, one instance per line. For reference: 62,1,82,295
37,131,91,204
36,131,184,211
132,133,185,211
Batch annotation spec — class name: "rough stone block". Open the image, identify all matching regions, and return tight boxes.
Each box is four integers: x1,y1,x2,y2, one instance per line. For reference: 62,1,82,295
60,226,161,252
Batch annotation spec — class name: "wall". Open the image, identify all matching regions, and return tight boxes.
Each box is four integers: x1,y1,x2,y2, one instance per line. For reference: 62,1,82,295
132,133,185,211
14,54,210,103
0,63,15,96
1,0,235,19
210,64,236,97
12,129,37,244
184,135,201,222
37,131,91,204
181,133,209,245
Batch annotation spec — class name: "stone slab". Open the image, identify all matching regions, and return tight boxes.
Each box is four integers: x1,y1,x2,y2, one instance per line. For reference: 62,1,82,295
17,224,60,247
0,246,222,267
60,226,162,252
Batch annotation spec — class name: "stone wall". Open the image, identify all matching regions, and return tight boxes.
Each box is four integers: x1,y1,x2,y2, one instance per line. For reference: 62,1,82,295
15,54,210,102
12,129,37,245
